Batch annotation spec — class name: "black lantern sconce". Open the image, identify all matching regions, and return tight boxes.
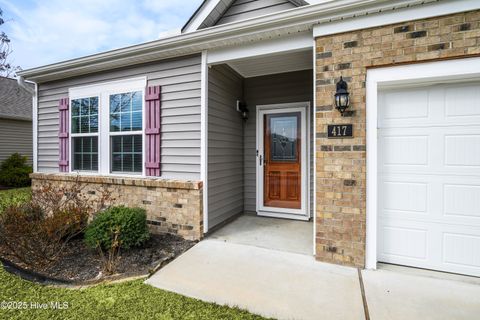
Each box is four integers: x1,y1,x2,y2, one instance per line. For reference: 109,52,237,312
334,76,350,116
236,100,249,121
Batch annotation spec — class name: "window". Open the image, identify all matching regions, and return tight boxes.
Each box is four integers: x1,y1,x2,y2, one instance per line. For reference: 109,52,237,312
110,91,143,174
71,97,99,171
69,77,146,176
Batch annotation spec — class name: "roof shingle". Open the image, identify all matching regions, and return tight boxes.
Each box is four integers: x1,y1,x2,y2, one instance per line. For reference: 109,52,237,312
0,77,33,121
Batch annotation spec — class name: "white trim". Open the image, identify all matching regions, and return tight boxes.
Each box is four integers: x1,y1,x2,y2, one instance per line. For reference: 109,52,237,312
182,0,223,33
201,50,209,234
312,39,317,256
313,0,480,38
68,77,147,177
33,83,38,172
256,102,310,220
207,31,313,65
365,56,480,270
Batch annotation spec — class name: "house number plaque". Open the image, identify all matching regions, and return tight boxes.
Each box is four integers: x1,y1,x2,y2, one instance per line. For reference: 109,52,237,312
328,124,353,138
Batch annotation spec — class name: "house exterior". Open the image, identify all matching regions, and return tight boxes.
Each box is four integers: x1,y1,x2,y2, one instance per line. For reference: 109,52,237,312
0,77,33,164
18,0,480,277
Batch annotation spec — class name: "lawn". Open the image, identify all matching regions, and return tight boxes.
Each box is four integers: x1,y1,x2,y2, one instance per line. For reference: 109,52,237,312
0,267,265,320
0,188,31,212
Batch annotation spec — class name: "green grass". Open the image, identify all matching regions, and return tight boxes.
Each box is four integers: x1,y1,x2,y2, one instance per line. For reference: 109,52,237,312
0,267,266,320
0,188,31,213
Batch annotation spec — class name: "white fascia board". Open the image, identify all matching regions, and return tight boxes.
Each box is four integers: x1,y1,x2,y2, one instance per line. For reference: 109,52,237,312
183,0,222,34
314,0,480,38
207,30,313,64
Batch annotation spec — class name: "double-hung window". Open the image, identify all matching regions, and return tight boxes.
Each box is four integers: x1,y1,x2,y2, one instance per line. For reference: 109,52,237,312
69,78,146,176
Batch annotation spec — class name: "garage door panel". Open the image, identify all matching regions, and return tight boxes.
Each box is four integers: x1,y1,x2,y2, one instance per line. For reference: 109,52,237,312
443,232,480,270
444,184,480,219
378,82,480,277
381,181,428,214
379,223,428,260
445,134,480,167
445,83,480,118
380,135,429,166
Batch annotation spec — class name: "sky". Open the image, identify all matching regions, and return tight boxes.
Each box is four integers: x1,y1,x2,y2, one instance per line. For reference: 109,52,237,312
0,0,325,71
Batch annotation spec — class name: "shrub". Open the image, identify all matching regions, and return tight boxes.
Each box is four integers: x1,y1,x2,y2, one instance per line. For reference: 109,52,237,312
85,206,150,251
0,188,31,213
0,203,88,269
0,153,33,188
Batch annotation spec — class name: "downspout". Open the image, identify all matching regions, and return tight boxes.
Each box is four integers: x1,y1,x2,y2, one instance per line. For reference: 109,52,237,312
17,76,38,172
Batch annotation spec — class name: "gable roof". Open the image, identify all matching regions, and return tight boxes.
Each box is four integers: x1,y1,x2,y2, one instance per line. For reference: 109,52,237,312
182,0,309,33
0,77,33,121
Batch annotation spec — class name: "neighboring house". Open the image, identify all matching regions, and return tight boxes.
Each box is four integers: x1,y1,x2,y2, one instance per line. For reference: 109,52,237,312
0,77,33,164
18,0,480,277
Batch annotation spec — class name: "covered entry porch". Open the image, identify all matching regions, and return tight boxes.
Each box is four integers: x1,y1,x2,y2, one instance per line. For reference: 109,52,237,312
203,44,315,255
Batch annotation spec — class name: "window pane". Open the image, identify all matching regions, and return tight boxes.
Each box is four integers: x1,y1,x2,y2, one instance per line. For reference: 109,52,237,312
132,92,142,111
121,112,131,132
90,97,98,115
72,117,80,134
120,93,131,113
80,117,90,133
80,99,89,116
131,111,142,131
110,92,142,133
90,115,98,133
71,100,80,116
110,95,121,113
111,135,142,173
73,137,98,172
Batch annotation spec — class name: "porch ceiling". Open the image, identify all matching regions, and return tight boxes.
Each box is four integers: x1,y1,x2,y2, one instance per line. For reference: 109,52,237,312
226,49,312,78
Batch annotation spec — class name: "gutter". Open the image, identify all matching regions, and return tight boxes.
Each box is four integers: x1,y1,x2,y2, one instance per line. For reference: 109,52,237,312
17,0,453,82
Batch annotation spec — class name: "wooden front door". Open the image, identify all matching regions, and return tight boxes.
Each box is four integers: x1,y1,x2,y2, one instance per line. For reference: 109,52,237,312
263,112,301,209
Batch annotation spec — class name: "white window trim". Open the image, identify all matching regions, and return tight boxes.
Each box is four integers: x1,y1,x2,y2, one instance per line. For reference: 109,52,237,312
68,77,147,178
365,57,480,271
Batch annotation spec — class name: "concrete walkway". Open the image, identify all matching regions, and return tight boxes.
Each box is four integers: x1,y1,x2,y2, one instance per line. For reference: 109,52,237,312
146,239,364,320
147,240,480,320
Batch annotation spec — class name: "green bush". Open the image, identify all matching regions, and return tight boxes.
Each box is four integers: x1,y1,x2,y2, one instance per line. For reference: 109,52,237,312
85,206,150,250
0,153,33,188
0,188,31,213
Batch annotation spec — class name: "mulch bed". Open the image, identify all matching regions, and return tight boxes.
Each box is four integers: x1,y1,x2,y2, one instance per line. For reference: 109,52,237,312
0,234,195,284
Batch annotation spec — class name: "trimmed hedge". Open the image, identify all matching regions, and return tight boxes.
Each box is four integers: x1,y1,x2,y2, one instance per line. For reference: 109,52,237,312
85,206,150,250
0,153,32,188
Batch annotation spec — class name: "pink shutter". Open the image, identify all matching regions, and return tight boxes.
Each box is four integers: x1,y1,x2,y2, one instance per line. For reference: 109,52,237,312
145,86,162,176
58,98,69,172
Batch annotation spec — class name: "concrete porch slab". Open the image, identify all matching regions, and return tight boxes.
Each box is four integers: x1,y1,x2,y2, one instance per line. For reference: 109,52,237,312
146,239,365,320
209,214,314,255
362,266,480,320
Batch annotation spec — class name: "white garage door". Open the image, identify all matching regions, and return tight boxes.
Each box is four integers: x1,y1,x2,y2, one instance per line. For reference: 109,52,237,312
377,81,480,277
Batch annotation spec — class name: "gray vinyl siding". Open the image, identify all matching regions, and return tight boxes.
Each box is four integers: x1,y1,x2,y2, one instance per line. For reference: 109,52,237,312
208,65,244,228
243,69,313,213
37,55,202,180
0,118,33,165
216,0,296,25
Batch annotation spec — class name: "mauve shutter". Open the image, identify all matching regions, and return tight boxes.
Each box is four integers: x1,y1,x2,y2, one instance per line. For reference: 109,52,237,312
145,86,161,176
58,98,69,172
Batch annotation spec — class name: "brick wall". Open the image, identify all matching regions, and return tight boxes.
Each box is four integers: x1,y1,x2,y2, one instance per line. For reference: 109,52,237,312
31,173,203,241
315,10,480,267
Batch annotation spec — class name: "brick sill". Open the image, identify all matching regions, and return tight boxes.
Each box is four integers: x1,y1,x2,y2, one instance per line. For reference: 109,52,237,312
30,173,203,190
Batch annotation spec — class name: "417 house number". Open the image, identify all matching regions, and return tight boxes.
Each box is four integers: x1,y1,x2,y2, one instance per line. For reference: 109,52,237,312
327,124,353,138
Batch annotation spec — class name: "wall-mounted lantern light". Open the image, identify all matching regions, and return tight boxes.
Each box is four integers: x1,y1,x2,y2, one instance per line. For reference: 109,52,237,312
334,76,350,116
236,100,249,121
